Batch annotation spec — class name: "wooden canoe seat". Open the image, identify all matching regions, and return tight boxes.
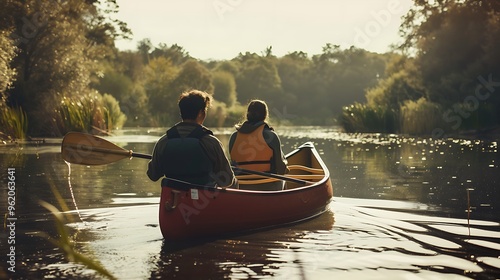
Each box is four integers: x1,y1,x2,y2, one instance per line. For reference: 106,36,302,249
288,165,324,174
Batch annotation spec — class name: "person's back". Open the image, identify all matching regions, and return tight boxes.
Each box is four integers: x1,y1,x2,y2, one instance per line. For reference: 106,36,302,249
229,100,288,190
147,90,236,188
152,122,214,185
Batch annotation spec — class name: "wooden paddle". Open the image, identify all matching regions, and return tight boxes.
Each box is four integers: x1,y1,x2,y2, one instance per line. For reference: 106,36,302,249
61,132,310,185
61,132,151,165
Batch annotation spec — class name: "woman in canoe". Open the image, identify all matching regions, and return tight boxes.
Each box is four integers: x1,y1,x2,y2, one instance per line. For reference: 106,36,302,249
229,99,289,190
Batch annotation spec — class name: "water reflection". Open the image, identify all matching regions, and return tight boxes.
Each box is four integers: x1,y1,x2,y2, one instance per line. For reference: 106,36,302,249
63,203,335,279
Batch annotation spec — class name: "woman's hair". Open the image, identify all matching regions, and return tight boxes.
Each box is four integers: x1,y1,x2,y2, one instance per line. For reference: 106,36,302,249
178,90,212,120
246,99,268,122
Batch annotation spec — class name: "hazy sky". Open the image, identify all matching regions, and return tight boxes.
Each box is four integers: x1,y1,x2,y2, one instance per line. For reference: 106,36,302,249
114,0,414,60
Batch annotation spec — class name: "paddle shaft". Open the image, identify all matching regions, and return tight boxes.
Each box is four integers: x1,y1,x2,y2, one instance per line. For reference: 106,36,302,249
62,132,309,184
131,152,152,160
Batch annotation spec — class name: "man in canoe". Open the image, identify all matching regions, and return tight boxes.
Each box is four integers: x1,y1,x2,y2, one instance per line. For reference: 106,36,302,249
229,99,289,190
147,90,237,188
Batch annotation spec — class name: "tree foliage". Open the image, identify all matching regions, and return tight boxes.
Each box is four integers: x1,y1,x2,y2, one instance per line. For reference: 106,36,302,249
0,0,130,136
171,60,214,95
344,0,500,134
401,1,499,105
3,0,496,137
366,56,424,108
0,30,16,95
143,56,179,125
234,52,282,104
212,71,237,107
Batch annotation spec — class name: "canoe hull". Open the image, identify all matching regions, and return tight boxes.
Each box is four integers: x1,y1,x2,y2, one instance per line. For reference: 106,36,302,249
158,142,333,240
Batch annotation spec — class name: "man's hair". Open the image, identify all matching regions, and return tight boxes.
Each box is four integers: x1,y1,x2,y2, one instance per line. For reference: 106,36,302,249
178,90,212,120
246,99,268,122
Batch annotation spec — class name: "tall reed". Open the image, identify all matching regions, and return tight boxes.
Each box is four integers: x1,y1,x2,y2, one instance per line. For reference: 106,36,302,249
340,103,398,133
56,93,126,135
399,98,443,135
58,94,104,134
101,93,127,130
0,104,28,140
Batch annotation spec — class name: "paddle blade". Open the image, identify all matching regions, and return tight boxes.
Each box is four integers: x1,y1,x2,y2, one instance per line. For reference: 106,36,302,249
61,132,131,165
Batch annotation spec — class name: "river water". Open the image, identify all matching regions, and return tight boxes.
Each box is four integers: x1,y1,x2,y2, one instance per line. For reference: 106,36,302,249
1,126,500,279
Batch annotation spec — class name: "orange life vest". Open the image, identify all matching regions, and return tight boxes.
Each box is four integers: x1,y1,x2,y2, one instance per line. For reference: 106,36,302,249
230,124,273,172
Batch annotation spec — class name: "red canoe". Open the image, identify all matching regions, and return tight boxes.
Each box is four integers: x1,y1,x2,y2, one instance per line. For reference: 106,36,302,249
158,142,333,240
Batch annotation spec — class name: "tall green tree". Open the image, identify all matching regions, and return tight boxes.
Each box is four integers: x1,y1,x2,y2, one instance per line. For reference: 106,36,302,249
212,71,237,107
400,0,500,106
214,60,240,77
137,38,153,64
0,30,22,139
93,64,149,126
343,0,500,133
116,51,145,83
276,51,312,122
366,55,424,109
0,30,16,96
143,56,179,126
285,45,388,124
235,52,282,105
170,60,214,95
151,43,191,66
1,0,130,135
92,50,150,126
144,59,214,125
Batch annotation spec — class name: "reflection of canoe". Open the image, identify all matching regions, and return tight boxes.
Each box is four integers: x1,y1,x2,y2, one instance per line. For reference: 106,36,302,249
159,142,333,240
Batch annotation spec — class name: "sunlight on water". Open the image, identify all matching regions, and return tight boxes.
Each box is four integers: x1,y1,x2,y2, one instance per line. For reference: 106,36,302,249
465,239,500,251
407,233,461,249
477,257,500,270
66,204,162,279
42,263,97,278
65,161,83,222
429,224,500,238
110,196,158,205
